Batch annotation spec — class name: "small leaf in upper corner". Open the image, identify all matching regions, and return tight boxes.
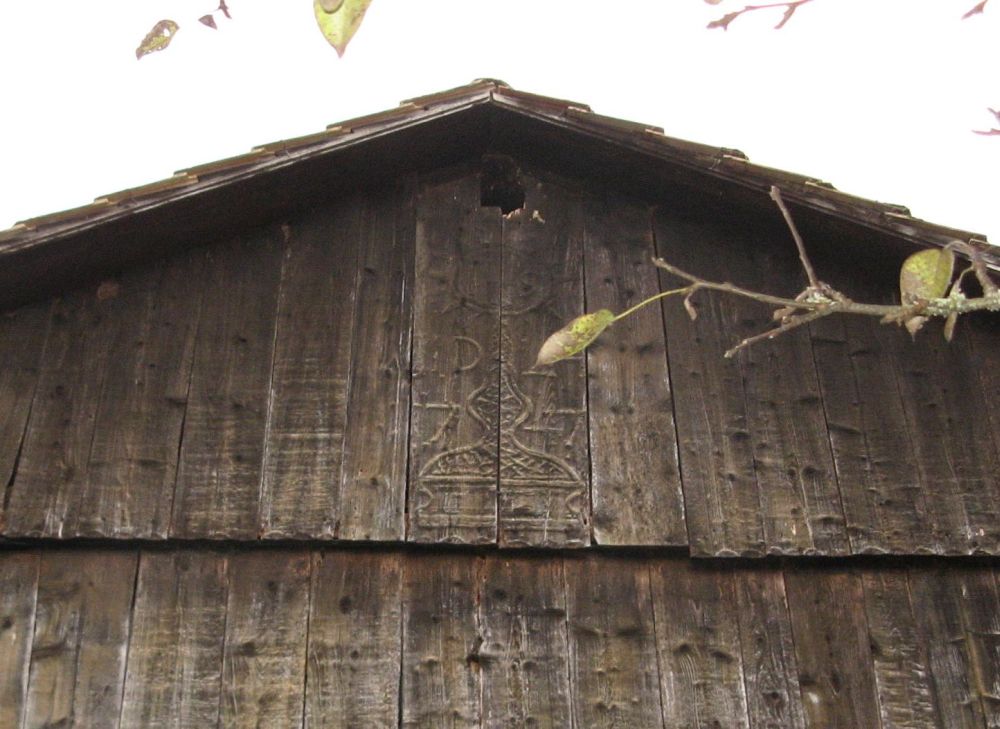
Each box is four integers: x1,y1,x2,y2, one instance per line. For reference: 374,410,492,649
313,0,373,57
899,248,955,305
199,14,218,29
707,11,740,29
136,19,179,60
536,309,615,366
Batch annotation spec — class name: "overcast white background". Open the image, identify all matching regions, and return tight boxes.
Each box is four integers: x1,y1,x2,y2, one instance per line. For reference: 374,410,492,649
1,1,997,241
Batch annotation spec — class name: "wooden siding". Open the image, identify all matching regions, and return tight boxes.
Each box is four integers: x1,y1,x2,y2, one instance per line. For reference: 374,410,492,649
1,166,999,555
1,547,999,728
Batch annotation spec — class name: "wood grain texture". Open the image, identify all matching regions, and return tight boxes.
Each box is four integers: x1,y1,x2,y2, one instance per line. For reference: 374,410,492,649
0,551,39,729
171,228,283,539
0,302,50,522
306,551,403,729
220,550,311,729
965,314,1000,515
71,253,204,538
478,555,573,728
650,561,749,729
5,285,126,537
258,203,362,538
564,554,664,728
654,212,764,557
583,193,684,546
954,570,1000,726
499,175,589,547
337,183,415,541
408,173,501,544
861,568,938,728
735,569,806,729
810,314,928,554
401,553,483,728
908,566,987,728
119,550,229,729
735,236,847,556
22,550,137,729
783,567,881,728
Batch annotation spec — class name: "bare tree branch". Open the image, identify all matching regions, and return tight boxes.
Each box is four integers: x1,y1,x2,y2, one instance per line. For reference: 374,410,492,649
707,0,816,30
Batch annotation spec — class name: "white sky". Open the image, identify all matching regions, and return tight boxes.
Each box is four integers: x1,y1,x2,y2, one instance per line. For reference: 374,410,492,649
1,1,997,241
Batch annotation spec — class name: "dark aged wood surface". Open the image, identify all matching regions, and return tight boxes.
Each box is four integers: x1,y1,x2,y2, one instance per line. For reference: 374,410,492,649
1,165,1000,554
1,547,999,728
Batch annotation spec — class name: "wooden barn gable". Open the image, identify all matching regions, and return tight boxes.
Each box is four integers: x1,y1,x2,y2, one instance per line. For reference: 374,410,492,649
1,80,999,728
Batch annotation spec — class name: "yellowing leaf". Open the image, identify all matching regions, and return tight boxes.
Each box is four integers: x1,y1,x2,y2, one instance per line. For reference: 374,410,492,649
900,248,955,305
313,0,373,57
536,310,615,367
136,20,179,60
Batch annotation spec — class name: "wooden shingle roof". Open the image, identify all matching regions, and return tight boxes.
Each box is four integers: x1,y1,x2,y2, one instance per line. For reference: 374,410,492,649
2,82,999,728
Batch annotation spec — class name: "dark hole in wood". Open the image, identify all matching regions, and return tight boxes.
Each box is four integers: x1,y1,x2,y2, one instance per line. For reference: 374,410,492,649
480,154,524,214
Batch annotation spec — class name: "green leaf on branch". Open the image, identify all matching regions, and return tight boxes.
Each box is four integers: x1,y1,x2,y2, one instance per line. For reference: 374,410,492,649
313,0,373,56
136,20,179,60
536,310,615,366
900,248,955,304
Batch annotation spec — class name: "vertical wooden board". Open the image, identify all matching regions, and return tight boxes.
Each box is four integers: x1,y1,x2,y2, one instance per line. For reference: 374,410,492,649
119,550,228,729
0,551,39,729
478,556,573,728
408,173,501,544
258,203,362,538
783,568,882,728
23,550,137,729
337,183,415,541
564,555,664,728
220,550,311,729
0,301,50,515
956,570,1000,726
810,314,928,554
653,212,763,557
583,193,685,546
5,285,126,537
306,551,402,729
735,570,806,729
499,175,589,548
875,322,996,554
966,314,1000,491
909,567,986,728
650,561,750,729
71,252,204,539
400,553,482,728
734,236,846,556
861,569,939,728
171,227,283,539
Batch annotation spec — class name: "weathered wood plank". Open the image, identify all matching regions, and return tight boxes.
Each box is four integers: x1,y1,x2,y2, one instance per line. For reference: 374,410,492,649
337,183,415,541
0,302,50,522
5,285,126,537
583,193,684,546
23,551,137,729
783,567,881,728
171,228,283,539
908,566,987,728
408,173,501,544
564,554,664,728
71,252,204,538
733,234,846,556
258,204,362,538
735,569,806,729
401,553,482,728
220,550,311,729
956,569,1000,726
478,555,573,728
119,550,229,729
306,551,403,729
811,314,929,554
875,320,999,554
861,568,938,728
966,314,1000,509
499,175,589,547
650,561,749,728
654,212,763,557
0,551,39,729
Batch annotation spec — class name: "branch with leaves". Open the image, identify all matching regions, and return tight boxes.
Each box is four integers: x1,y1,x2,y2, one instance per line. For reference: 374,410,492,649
537,186,1000,365
705,0,992,30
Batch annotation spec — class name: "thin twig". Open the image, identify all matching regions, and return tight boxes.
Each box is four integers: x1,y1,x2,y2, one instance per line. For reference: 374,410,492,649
770,186,821,291
708,0,818,30
724,308,831,357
